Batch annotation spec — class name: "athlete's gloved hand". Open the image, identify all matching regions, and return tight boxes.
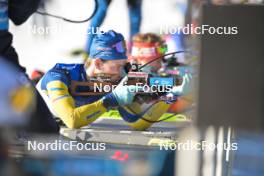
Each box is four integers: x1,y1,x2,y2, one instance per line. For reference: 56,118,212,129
170,72,192,96
102,76,142,108
163,72,192,104
113,76,143,106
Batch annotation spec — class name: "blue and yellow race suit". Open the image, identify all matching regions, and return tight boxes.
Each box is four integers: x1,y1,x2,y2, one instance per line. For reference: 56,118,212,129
37,63,170,130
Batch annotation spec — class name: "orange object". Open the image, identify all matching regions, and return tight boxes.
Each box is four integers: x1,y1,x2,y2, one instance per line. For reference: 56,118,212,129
168,98,190,113
110,150,129,161
31,69,45,80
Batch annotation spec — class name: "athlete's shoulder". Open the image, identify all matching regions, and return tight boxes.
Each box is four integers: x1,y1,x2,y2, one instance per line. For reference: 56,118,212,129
40,63,85,89
53,63,84,71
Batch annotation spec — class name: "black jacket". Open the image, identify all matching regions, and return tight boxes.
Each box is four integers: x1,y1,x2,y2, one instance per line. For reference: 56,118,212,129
0,0,59,133
0,0,40,72
8,0,41,25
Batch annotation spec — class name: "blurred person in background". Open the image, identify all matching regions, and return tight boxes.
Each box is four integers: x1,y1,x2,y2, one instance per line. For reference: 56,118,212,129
0,58,35,128
82,0,142,56
129,33,193,114
30,69,45,84
129,33,167,74
0,58,35,175
0,0,59,133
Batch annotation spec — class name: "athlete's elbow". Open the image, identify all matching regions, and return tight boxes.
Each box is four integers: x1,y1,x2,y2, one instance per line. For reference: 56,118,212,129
63,114,82,129
65,121,80,129
64,120,79,129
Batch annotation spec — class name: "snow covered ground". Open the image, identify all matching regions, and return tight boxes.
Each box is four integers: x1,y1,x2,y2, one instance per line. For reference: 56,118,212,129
9,0,186,75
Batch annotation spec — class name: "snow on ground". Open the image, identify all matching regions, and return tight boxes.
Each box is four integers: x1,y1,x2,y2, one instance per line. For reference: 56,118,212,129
9,0,185,75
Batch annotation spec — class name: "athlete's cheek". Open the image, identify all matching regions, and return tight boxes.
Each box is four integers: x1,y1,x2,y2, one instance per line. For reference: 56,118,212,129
109,65,120,73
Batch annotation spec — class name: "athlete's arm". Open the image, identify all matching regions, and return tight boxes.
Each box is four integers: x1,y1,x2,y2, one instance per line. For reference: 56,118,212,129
46,80,109,129
40,69,119,129
41,72,140,129
119,101,170,130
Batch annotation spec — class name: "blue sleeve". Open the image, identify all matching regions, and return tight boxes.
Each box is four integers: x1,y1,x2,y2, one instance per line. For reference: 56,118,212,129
0,0,8,30
118,106,141,123
41,70,70,91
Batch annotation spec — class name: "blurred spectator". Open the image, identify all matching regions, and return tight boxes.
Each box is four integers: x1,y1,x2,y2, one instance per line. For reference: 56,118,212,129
129,33,167,74
0,0,59,133
31,69,45,84
0,58,35,127
85,0,142,55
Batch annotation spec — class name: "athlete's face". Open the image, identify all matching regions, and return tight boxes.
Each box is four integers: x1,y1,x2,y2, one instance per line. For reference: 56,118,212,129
94,59,127,80
138,57,162,72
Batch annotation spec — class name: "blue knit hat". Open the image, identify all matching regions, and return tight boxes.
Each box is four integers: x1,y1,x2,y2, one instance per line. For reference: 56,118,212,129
89,30,127,60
